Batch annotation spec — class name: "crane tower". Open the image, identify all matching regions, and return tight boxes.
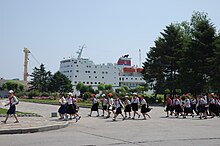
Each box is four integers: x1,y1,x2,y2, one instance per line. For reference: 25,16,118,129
23,48,30,81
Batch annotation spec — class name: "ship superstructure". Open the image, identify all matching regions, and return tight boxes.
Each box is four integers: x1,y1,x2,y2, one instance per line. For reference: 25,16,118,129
59,47,145,90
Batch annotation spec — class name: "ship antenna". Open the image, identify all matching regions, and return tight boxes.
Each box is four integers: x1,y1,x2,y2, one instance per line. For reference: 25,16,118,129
77,44,86,59
139,49,141,67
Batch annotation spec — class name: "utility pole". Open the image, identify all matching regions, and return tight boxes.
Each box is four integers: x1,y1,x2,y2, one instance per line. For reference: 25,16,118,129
23,48,30,81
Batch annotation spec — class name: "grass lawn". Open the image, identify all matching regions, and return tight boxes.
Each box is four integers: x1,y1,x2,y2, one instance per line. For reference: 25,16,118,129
19,98,58,105
0,107,33,115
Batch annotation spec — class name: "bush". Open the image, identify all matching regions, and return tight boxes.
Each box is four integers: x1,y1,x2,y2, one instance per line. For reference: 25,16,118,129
147,96,156,103
2,81,24,93
51,92,59,100
41,92,50,97
82,92,91,100
27,90,40,98
16,91,26,98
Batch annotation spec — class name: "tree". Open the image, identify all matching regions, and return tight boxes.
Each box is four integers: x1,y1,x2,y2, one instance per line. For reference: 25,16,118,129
76,82,95,94
184,11,216,95
87,85,95,94
97,83,113,93
105,84,113,91
29,64,52,92
115,85,129,94
209,33,220,92
76,82,87,94
50,71,72,93
143,11,218,96
122,85,129,91
97,83,105,91
135,85,148,94
142,23,185,97
80,85,88,94
76,82,84,91
2,81,24,93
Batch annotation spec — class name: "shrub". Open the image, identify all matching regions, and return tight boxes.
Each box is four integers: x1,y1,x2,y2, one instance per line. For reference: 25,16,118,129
41,92,50,97
28,90,40,98
83,92,91,100
16,91,26,98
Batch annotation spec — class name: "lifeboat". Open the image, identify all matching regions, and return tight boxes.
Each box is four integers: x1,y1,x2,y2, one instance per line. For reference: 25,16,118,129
123,67,136,72
136,68,143,72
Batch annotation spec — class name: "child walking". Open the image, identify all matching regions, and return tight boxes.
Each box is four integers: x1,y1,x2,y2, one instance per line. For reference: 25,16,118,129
124,96,131,119
88,94,99,117
140,96,151,120
1,90,19,123
112,96,125,121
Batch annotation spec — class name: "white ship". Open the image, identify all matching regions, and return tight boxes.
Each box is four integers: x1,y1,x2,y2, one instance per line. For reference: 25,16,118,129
59,46,146,91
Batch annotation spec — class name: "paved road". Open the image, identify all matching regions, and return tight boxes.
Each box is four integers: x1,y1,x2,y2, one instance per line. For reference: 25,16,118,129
0,101,69,134
0,102,220,146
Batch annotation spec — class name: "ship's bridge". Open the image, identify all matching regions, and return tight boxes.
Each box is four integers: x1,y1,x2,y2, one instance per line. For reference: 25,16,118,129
117,54,131,67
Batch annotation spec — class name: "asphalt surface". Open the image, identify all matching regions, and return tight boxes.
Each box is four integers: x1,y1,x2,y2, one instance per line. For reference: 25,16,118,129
0,101,69,134
0,101,220,146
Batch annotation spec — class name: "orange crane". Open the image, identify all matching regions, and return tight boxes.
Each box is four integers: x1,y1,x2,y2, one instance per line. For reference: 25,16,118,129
23,48,30,81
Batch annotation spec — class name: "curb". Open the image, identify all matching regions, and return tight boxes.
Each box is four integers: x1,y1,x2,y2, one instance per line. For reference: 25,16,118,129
0,121,69,135
0,114,42,117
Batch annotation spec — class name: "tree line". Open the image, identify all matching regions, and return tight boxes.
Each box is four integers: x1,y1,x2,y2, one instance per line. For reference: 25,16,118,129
1,64,72,97
29,64,72,94
142,11,220,97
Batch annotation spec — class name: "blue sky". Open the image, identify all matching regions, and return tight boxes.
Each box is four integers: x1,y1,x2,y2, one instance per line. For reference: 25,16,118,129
1,0,219,80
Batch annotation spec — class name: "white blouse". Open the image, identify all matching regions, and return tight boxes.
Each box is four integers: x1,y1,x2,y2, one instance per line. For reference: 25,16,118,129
125,99,131,105
92,98,98,104
140,99,147,105
108,98,114,106
210,98,216,104
175,99,181,105
102,98,108,105
131,97,139,104
190,98,197,105
199,98,207,105
6,96,18,106
60,96,67,105
184,99,191,108
115,99,124,108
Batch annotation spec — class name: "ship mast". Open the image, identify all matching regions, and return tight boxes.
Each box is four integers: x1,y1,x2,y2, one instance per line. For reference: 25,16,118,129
77,44,86,59
139,49,141,67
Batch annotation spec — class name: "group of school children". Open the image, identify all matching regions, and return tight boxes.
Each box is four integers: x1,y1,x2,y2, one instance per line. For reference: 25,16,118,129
58,92,81,122
165,93,220,119
58,91,220,122
88,92,151,121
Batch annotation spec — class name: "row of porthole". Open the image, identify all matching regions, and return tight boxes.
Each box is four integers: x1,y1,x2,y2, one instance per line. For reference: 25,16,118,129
74,81,118,85
120,77,140,80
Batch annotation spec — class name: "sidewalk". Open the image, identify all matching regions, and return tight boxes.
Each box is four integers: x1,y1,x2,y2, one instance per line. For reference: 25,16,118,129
0,101,69,134
0,117,68,134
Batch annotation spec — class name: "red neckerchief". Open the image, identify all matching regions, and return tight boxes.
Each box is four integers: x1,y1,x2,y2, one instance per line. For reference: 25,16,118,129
133,97,136,102
9,97,12,106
